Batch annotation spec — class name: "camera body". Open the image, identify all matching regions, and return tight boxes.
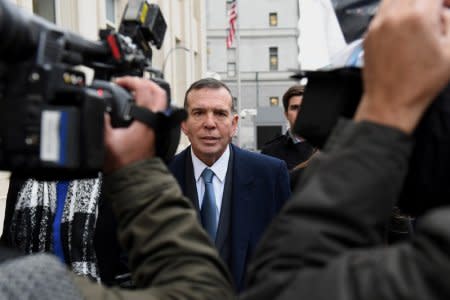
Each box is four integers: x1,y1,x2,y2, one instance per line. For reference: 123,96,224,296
0,62,106,179
0,0,180,180
293,65,450,217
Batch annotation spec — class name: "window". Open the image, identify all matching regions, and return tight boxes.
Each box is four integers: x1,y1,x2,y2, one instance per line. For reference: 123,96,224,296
269,12,278,26
106,0,116,24
228,48,236,61
270,97,279,106
33,0,56,23
269,47,278,71
227,63,236,77
232,97,237,112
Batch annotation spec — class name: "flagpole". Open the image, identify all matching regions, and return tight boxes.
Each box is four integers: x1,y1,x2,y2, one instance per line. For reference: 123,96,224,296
235,0,242,147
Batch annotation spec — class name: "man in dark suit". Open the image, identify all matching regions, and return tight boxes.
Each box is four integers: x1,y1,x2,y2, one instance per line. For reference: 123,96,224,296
261,84,316,190
169,78,291,291
261,84,315,170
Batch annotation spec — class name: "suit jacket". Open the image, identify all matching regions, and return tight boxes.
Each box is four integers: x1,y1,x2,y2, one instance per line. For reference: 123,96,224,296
169,144,291,291
261,131,315,170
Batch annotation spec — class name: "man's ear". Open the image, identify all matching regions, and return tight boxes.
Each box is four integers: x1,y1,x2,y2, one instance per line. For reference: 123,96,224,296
181,121,189,135
231,114,239,136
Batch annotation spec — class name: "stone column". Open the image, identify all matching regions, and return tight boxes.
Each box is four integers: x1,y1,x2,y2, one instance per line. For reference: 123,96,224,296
0,172,11,233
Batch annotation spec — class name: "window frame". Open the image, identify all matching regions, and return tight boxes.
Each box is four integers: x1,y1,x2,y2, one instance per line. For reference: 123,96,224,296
269,47,278,71
269,12,278,27
105,0,116,27
269,96,279,106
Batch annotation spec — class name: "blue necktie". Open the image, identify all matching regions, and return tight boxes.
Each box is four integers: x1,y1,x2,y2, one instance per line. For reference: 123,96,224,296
201,168,218,241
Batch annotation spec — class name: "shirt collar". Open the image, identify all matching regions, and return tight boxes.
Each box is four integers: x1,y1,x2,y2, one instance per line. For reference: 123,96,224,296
288,129,303,144
191,145,230,184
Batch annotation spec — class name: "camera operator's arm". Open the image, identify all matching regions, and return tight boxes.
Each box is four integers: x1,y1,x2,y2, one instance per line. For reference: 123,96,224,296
73,77,234,299
242,1,450,299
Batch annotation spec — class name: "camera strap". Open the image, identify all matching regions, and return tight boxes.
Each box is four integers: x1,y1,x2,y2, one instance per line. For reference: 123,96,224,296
128,105,187,163
129,105,187,131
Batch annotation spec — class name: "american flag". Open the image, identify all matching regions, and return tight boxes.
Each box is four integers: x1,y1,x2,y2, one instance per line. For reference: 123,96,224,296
226,0,237,48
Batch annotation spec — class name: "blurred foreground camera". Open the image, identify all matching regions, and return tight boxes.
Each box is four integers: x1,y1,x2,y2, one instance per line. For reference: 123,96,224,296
0,0,186,180
293,42,450,216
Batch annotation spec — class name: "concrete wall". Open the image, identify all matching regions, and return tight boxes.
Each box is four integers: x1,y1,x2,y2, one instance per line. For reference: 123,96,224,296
208,33,298,73
207,0,299,29
0,173,10,233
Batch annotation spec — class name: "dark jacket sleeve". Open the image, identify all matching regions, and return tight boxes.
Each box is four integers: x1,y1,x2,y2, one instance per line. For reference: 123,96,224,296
73,158,235,300
272,208,450,300
275,159,291,211
241,119,417,300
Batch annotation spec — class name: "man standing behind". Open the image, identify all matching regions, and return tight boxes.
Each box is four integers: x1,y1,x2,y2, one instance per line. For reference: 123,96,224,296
261,84,315,170
261,84,316,189
169,78,291,291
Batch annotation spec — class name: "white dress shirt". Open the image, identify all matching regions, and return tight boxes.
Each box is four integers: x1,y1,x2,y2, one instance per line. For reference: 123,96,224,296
191,146,230,223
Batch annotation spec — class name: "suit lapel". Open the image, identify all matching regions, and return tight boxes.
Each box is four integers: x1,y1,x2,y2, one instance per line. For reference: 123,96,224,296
170,147,200,211
183,149,200,211
215,147,233,253
230,145,254,285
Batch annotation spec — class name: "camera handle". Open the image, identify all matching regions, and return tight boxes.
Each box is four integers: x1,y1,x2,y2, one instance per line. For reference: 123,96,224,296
128,104,186,132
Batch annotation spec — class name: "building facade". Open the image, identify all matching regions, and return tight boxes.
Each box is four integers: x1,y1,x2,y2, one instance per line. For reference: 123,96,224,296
206,0,301,150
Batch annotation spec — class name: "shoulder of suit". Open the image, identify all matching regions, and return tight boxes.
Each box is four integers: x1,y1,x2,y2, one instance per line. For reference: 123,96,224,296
233,144,282,160
262,135,287,148
168,147,189,166
240,147,285,166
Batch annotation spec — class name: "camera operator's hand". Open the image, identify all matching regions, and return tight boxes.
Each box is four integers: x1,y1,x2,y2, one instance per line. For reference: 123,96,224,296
103,76,167,173
355,0,450,134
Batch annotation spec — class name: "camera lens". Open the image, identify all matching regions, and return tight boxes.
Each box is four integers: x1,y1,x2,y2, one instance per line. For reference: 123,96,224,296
0,0,35,61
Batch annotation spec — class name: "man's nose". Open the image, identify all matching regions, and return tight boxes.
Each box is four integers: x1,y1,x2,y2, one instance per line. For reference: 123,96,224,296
204,112,216,128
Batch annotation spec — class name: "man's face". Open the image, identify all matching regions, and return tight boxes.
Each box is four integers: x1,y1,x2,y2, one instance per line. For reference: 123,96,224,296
285,95,302,129
182,87,238,166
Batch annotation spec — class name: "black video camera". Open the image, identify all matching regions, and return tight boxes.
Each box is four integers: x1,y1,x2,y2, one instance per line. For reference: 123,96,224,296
0,0,186,180
293,42,450,217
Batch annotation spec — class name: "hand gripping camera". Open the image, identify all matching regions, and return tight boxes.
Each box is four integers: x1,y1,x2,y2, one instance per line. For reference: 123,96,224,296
0,0,186,180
